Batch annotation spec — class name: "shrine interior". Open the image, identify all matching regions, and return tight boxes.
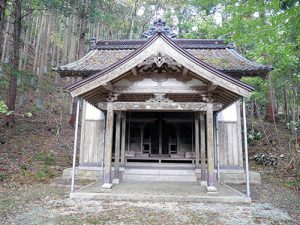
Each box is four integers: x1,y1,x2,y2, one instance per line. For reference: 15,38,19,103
112,112,206,164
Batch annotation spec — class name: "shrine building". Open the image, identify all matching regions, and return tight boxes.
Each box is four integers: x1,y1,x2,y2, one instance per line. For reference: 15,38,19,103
56,19,271,197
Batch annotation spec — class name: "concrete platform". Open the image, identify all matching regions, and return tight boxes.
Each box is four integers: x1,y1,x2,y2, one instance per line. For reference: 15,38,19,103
70,181,251,203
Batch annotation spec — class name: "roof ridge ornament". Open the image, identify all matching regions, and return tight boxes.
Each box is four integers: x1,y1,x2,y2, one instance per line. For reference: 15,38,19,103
142,18,177,39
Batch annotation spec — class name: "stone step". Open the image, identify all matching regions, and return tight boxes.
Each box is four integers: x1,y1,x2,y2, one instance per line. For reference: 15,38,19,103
123,167,197,182
123,174,197,182
124,168,196,176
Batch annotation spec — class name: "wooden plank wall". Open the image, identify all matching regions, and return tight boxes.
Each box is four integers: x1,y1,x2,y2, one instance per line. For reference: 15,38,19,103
218,121,243,167
79,101,104,167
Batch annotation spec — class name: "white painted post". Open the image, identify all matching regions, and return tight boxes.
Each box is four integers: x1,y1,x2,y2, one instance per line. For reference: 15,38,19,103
243,97,251,197
71,98,81,193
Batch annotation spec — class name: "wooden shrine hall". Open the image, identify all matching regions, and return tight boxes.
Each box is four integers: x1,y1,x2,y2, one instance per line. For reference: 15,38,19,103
56,19,271,195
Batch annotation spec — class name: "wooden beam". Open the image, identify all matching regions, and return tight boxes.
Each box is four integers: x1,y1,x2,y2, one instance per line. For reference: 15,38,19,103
97,101,223,112
182,67,188,77
131,67,138,76
113,86,204,94
207,82,218,92
103,82,113,91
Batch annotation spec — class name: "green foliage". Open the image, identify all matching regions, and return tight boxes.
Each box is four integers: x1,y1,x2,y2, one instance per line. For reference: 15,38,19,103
0,101,11,115
286,121,299,132
35,167,54,180
248,129,263,145
0,172,6,181
242,77,268,105
35,170,46,180
20,164,29,171
35,152,56,166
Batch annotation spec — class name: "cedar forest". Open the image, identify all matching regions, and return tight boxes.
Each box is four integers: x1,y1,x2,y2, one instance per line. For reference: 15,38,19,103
0,0,299,185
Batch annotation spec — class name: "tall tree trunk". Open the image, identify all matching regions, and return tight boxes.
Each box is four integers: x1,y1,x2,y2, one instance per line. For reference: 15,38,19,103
128,0,138,39
265,73,275,122
78,0,89,59
283,85,289,121
1,2,10,65
5,0,21,126
69,0,89,127
0,0,7,60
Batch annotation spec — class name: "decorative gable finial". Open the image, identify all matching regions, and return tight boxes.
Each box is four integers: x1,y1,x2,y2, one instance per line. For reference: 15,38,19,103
142,18,177,39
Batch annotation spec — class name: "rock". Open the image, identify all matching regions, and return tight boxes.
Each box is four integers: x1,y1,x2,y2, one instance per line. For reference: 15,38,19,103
280,154,285,158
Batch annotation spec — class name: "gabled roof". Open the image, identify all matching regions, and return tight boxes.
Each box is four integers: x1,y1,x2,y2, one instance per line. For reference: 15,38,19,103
66,33,255,98
55,38,271,78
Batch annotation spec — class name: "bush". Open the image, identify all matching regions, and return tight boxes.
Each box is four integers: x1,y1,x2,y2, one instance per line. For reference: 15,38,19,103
35,152,56,165
35,167,54,180
20,164,29,170
248,130,263,145
36,170,46,180
0,172,6,181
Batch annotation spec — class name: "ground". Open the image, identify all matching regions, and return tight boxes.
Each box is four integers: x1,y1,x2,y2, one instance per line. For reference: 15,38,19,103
0,176,298,225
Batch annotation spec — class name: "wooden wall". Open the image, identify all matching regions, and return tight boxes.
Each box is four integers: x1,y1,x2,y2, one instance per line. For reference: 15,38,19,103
79,101,104,167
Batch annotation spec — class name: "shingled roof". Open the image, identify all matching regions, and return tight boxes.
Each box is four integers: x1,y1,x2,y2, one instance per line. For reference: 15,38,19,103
55,38,271,78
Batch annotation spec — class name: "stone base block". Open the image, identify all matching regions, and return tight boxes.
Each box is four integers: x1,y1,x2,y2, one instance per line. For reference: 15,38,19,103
101,183,113,190
220,170,261,184
207,186,218,193
62,167,102,180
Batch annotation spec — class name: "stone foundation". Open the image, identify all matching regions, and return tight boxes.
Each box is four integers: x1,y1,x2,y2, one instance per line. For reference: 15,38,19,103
62,167,261,184
219,170,261,184
62,167,102,180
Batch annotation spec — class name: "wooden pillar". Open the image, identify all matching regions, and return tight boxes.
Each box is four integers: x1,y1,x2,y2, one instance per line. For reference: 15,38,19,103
194,112,200,169
200,114,206,186
102,102,114,189
141,123,144,152
206,102,217,192
177,125,180,152
159,113,162,155
113,111,121,184
120,112,126,167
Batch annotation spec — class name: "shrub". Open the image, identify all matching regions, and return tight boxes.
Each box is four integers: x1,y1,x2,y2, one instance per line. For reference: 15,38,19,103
0,172,6,181
248,130,262,145
36,170,46,180
35,152,56,165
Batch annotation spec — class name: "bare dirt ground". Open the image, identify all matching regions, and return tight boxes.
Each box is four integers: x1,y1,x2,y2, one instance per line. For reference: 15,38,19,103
0,175,299,225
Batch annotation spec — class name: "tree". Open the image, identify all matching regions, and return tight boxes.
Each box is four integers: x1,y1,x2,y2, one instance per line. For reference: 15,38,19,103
0,0,7,57
5,0,21,126
69,0,89,127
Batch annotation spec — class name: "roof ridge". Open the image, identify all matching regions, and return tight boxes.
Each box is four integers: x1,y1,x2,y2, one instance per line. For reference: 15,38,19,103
93,38,228,50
